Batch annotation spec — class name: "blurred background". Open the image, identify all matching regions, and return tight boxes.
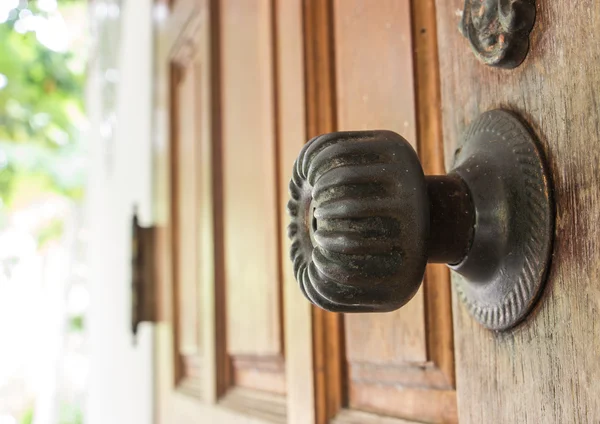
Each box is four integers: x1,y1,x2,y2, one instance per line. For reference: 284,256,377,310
0,1,154,423
0,1,87,423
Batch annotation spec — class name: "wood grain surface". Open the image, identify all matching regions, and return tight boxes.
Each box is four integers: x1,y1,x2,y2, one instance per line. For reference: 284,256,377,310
436,1,600,422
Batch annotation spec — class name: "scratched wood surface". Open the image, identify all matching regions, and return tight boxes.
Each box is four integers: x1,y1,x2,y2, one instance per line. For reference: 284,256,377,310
436,1,600,422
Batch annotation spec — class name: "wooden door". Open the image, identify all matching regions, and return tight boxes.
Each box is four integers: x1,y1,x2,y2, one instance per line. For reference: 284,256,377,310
153,0,313,422
436,1,600,422
153,0,454,423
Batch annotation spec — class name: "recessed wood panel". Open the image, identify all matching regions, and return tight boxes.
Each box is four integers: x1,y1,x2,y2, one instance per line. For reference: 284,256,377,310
159,0,223,407
221,0,282,358
174,63,202,359
220,0,286,402
331,1,456,422
333,0,425,361
171,57,206,395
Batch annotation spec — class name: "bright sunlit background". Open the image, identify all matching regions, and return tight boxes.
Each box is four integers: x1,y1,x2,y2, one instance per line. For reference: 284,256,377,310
0,1,88,423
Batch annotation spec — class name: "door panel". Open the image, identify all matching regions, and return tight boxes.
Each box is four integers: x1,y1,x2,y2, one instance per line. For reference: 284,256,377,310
436,0,600,422
154,0,225,420
221,0,281,358
220,0,285,396
330,1,456,422
334,0,426,365
172,59,205,395
292,1,456,422
160,0,222,404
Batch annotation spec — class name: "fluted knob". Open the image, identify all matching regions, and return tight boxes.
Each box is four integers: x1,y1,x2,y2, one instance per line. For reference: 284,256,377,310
287,111,554,331
287,130,471,313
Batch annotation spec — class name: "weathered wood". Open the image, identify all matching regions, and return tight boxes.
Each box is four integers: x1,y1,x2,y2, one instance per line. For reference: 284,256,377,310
436,0,600,422
332,409,424,424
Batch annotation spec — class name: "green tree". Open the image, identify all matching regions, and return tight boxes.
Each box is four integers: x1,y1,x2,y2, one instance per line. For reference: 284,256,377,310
0,0,85,208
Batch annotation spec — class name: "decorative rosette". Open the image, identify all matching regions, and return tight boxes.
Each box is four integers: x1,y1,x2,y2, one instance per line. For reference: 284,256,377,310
459,0,536,68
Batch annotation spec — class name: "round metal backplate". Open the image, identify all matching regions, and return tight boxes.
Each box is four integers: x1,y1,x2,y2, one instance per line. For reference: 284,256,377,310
449,110,554,331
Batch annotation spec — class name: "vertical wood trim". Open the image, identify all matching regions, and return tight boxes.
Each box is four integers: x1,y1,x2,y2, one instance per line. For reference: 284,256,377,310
270,0,286,360
302,1,345,422
208,0,229,400
168,62,183,388
410,0,456,389
411,0,445,174
303,0,337,137
275,0,319,422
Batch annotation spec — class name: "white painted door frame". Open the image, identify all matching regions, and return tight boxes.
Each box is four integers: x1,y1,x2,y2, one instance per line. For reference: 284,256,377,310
85,1,154,423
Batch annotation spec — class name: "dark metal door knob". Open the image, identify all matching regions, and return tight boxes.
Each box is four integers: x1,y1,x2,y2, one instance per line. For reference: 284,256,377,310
287,110,553,330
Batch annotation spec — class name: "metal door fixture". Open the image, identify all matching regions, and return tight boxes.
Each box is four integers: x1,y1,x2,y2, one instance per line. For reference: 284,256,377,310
287,110,553,331
459,0,536,69
131,211,157,341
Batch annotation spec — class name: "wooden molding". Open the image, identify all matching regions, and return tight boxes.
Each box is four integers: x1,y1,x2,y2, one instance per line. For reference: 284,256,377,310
302,1,346,423
231,355,286,395
219,387,287,424
332,409,429,424
410,0,456,390
348,362,453,391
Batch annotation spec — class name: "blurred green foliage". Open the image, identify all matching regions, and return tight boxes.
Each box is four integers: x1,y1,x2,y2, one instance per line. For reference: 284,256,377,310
69,313,85,332
36,217,65,247
59,402,84,424
19,401,84,424
0,0,85,209
20,406,34,424
0,26,84,147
